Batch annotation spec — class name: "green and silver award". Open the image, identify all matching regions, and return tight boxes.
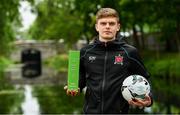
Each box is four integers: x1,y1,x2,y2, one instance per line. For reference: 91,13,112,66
67,50,80,91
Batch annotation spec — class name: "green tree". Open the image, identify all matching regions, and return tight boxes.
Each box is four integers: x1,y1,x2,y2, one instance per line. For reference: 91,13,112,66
29,0,83,46
0,0,35,56
119,0,180,52
155,0,180,52
0,0,19,56
29,0,122,45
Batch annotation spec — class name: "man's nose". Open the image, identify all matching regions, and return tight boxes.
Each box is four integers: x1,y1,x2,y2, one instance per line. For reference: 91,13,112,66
105,23,110,28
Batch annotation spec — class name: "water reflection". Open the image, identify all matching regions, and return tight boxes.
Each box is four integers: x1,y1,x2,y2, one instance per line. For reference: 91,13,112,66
21,85,40,115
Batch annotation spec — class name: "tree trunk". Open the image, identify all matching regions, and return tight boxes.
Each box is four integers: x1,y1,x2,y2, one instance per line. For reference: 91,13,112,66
132,24,140,49
166,67,171,114
165,38,171,52
176,20,180,53
140,25,145,49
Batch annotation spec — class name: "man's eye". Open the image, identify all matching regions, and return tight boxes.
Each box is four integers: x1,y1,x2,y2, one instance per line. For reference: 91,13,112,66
109,22,116,26
100,22,107,26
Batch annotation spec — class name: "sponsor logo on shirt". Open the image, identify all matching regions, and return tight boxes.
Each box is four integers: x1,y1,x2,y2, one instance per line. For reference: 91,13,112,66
89,56,96,62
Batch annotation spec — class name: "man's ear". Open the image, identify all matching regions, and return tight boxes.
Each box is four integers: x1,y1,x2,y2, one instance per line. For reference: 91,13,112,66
117,23,120,31
95,24,99,32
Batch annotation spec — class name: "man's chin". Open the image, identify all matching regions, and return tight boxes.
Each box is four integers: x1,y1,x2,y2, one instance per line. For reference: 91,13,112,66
103,37,114,40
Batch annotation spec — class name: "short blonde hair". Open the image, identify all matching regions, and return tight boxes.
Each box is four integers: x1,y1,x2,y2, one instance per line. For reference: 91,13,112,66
96,8,120,23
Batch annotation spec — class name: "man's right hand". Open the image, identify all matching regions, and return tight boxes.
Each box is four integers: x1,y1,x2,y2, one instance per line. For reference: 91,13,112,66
64,85,80,96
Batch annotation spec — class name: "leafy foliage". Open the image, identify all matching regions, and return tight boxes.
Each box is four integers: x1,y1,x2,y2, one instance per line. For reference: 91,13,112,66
144,53,180,108
44,54,68,72
145,53,180,77
0,92,24,114
0,0,19,56
33,85,84,114
29,0,83,46
28,0,180,50
0,57,13,90
0,56,24,113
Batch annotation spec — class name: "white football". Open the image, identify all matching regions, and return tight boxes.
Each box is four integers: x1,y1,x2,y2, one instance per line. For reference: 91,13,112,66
121,75,150,101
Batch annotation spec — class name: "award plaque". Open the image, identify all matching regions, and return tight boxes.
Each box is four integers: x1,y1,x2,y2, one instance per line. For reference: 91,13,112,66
67,50,80,91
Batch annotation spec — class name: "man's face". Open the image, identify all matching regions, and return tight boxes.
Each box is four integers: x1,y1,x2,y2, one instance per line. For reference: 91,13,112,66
95,17,120,40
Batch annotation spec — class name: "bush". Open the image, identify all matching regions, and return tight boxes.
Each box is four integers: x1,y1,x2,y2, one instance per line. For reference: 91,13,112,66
33,85,84,114
0,57,13,90
44,54,68,72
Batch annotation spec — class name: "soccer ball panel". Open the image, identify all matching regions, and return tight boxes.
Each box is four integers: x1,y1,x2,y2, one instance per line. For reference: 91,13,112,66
121,75,150,101
121,86,133,101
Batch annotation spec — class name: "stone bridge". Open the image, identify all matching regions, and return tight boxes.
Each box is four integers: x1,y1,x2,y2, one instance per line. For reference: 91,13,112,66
5,40,69,85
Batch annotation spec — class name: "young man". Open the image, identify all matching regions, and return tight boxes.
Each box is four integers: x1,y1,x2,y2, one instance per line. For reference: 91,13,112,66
65,8,152,114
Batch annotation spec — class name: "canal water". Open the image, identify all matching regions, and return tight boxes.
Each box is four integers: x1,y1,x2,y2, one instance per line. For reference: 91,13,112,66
21,85,40,115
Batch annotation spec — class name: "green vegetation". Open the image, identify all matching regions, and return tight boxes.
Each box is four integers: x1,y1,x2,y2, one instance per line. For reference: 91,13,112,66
29,0,180,50
0,91,24,114
0,57,13,90
33,85,84,114
44,54,68,72
144,53,180,113
0,57,24,113
145,53,180,77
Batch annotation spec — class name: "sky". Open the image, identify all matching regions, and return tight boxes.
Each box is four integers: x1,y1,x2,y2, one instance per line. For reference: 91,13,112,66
19,0,37,31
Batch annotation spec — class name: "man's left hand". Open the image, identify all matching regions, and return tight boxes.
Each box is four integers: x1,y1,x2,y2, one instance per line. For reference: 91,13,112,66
128,95,152,108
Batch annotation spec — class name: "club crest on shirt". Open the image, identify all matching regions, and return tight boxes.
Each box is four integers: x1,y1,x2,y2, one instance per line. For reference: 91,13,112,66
114,54,123,65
